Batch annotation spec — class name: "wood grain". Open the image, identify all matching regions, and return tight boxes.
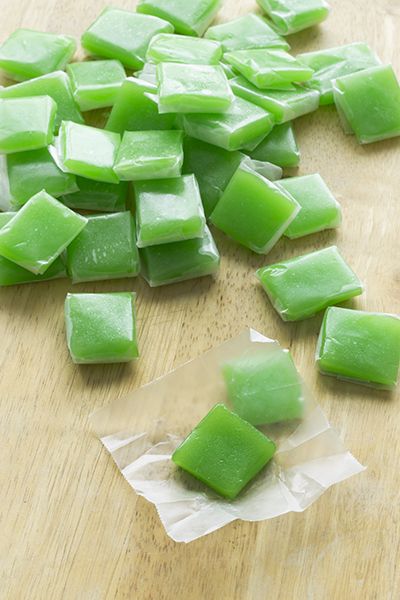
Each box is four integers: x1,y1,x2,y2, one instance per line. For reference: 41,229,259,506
1,1,399,598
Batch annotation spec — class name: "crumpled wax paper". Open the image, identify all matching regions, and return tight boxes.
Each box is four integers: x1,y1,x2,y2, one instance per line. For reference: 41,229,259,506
90,329,365,543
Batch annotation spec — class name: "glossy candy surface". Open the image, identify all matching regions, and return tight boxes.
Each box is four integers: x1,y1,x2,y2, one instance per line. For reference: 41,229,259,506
146,34,222,65
0,96,56,153
67,59,126,111
205,13,289,52
246,122,300,167
256,0,330,35
61,177,128,212
137,0,222,36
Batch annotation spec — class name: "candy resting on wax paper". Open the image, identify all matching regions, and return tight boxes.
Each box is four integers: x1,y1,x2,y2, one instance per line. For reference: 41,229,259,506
146,33,222,65
137,0,222,37
67,59,126,112
246,122,300,167
256,0,330,35
0,96,56,153
205,13,289,52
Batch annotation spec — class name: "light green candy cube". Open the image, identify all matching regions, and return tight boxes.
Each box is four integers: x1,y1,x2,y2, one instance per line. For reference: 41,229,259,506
231,77,319,123
0,96,56,153
6,148,78,208
0,190,87,274
243,156,282,181
135,175,206,247
146,33,222,65
182,96,274,151
67,60,126,112
66,212,140,283
114,130,183,181
157,63,233,114
137,0,222,36
61,177,128,213
333,65,400,144
205,13,289,52
223,349,304,425
65,292,139,364
225,49,314,89
140,225,219,286
0,71,84,129
0,28,76,81
280,174,341,239
81,7,173,70
0,212,66,286
247,122,300,168
257,0,330,35
135,63,158,85
257,246,363,321
106,77,175,134
210,162,299,254
298,42,381,105
316,307,400,389
56,120,120,184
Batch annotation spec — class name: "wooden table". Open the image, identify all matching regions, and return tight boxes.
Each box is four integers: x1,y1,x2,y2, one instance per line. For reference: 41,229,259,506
1,1,399,598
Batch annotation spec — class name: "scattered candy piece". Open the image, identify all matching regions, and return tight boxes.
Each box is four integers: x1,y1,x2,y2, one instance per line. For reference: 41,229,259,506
257,0,330,35
246,122,300,167
205,13,289,52
61,177,128,213
146,33,222,65
0,96,56,153
67,59,126,112
137,0,222,37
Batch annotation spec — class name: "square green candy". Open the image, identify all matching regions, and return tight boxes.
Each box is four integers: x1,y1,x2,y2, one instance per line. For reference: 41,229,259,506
225,49,314,89
65,292,139,364
0,96,56,153
317,307,400,389
81,7,173,70
135,174,206,247
280,174,342,239
257,0,330,35
114,130,183,181
333,65,400,144
66,212,139,283
257,246,363,321
246,122,300,168
172,403,276,500
57,120,120,184
140,225,219,287
137,0,222,37
223,349,304,425
157,63,233,114
205,13,289,52
0,189,87,274
0,28,76,81
146,33,222,65
67,60,126,112
210,162,299,254
61,177,128,212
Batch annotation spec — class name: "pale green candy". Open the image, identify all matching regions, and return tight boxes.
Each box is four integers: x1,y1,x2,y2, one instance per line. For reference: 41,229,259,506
137,0,222,36
135,174,206,247
0,189,87,274
61,177,128,213
225,49,314,89
146,34,222,65
205,13,289,52
246,122,300,168
81,7,173,70
114,130,183,181
257,0,330,35
0,96,56,153
0,28,76,81
135,63,158,85
182,96,274,151
280,174,341,239
67,60,126,112
157,63,233,114
242,156,282,181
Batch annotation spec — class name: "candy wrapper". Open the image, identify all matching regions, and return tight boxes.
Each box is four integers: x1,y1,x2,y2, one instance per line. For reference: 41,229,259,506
90,329,364,543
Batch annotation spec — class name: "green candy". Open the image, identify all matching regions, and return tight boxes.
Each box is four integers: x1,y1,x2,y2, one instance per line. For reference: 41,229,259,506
67,59,126,112
333,65,400,144
205,13,289,52
56,120,120,184
257,0,330,35
81,7,173,70
66,212,139,283
210,162,299,254
135,63,158,85
0,190,87,275
0,28,76,81
137,0,222,37
140,225,219,286
246,122,300,168
65,292,139,364
243,156,282,181
106,77,175,134
225,49,314,89
223,349,304,425
257,246,363,321
157,63,233,114
114,130,183,181
61,177,128,213
280,174,341,239
172,403,276,500
146,33,222,65
0,96,56,153
316,307,400,389
135,175,206,247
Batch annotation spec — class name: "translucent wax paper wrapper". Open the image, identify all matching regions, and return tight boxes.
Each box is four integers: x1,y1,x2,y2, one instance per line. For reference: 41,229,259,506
90,329,365,543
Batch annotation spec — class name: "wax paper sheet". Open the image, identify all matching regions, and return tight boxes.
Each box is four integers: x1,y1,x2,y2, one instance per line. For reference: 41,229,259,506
90,329,364,543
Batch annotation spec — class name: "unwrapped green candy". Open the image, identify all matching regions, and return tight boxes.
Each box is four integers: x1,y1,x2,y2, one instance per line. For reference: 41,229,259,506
61,177,128,212
67,60,126,112
257,0,330,35
316,307,400,389
246,122,300,167
205,13,289,52
172,403,276,500
146,34,222,65
257,246,363,321
0,96,56,153
137,0,222,36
